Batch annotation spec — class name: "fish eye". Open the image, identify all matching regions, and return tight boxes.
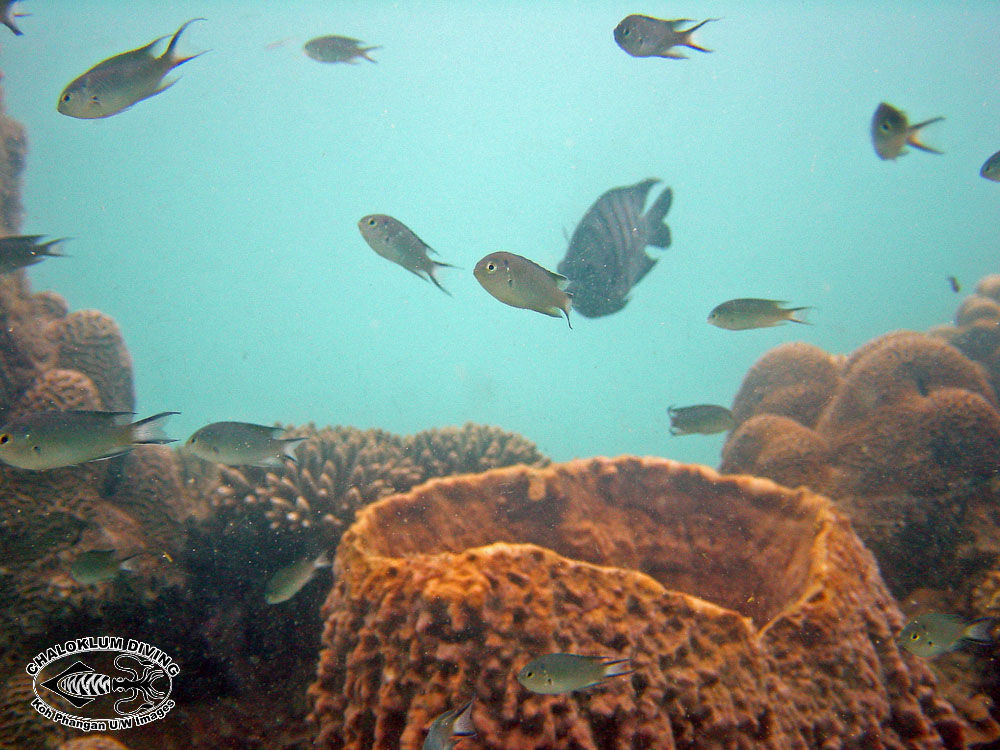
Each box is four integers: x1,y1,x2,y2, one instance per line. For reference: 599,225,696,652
32,444,41,453
486,263,496,272
623,28,630,35
61,93,71,103
524,670,533,677
909,632,920,640
0,433,8,444
367,218,376,226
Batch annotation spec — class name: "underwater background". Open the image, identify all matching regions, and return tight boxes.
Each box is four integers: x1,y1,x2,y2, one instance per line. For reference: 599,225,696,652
4,3,1000,750
4,1,998,467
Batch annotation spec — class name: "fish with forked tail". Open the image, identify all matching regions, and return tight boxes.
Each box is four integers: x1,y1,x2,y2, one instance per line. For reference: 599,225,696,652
614,15,717,59
58,18,206,119
557,178,673,318
0,235,66,274
870,102,944,160
358,214,455,294
708,299,810,330
474,251,573,327
305,35,379,64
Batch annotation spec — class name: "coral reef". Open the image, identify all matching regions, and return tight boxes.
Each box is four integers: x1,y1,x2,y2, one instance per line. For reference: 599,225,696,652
310,456,974,749
932,274,1000,402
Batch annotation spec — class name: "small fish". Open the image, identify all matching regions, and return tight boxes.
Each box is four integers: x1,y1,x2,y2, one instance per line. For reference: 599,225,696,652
304,35,379,64
264,552,331,604
1,0,27,36
557,179,673,318
668,404,735,435
614,15,716,59
0,235,66,274
70,549,159,585
948,275,961,293
707,298,810,330
423,701,475,750
358,215,455,295
58,18,206,119
980,150,1000,182
516,653,631,694
870,102,944,160
899,613,996,658
0,410,178,470
186,421,306,467
474,252,573,327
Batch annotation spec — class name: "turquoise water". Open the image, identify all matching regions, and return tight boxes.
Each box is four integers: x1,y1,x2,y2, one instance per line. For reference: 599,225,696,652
3,1,998,467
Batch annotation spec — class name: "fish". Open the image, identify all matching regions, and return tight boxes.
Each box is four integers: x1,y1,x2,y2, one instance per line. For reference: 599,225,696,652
899,613,996,658
870,102,944,160
668,404,735,435
0,410,178,470
707,298,810,330
70,549,160,585
304,35,379,64
516,653,632,694
422,701,475,750
473,251,573,327
1,1,26,36
0,235,66,274
57,18,206,119
613,15,716,59
185,421,306,467
358,215,455,295
556,178,673,318
948,276,961,293
264,552,331,604
980,150,1000,182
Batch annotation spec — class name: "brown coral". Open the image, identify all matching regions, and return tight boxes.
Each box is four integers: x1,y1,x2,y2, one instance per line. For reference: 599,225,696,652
48,310,135,411
310,456,974,750
931,277,1000,399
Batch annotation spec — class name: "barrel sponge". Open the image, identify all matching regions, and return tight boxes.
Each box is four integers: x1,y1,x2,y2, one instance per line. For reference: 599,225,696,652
49,309,134,411
818,331,995,435
730,342,841,428
309,457,973,749
720,414,832,491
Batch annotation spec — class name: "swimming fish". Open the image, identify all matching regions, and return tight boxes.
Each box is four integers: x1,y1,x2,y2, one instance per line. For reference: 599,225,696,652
517,653,631,694
556,178,673,318
57,18,206,119
0,410,178,470
899,613,996,658
707,299,810,330
1,1,26,36
185,421,306,467
870,102,944,160
0,235,66,274
358,215,455,295
613,15,716,59
668,404,735,435
304,35,379,64
422,701,475,750
948,276,961,293
474,251,573,327
980,150,1000,182
264,552,331,604
70,549,158,585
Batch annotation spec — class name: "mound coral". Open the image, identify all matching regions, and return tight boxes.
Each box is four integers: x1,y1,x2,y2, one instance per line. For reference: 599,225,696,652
932,275,1000,398
310,456,972,750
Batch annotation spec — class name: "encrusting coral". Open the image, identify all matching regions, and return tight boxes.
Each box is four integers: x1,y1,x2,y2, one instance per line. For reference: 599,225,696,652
309,456,975,750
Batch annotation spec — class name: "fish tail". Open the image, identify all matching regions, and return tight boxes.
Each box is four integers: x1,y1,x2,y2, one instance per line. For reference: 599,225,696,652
644,186,673,248
281,437,307,461
129,412,179,445
452,700,476,737
38,237,69,257
427,269,452,296
600,657,633,680
963,617,997,644
360,46,381,63
786,307,812,325
165,18,207,65
907,118,944,155
562,292,573,329
682,18,718,51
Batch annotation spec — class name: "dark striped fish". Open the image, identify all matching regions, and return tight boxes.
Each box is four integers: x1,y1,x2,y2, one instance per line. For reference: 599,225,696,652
556,178,672,318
